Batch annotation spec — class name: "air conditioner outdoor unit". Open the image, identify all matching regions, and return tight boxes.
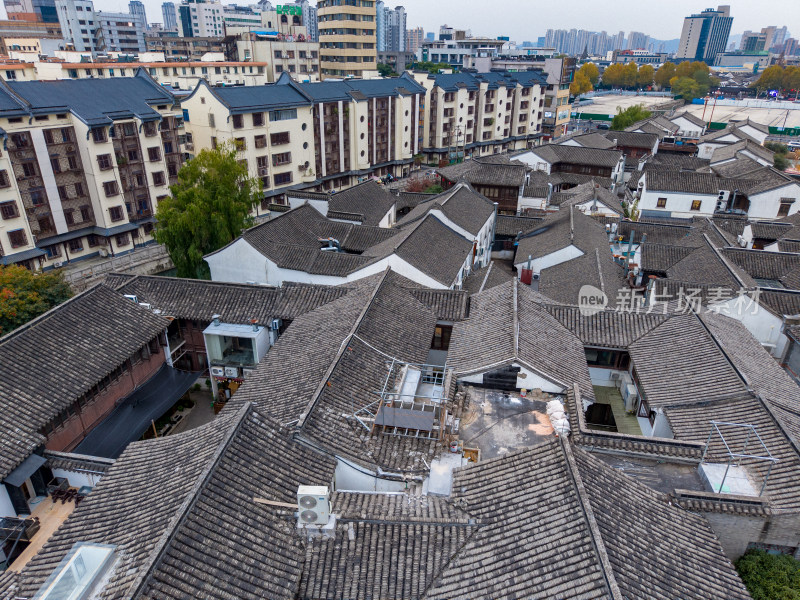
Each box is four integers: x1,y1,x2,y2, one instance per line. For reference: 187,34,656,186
621,383,638,412
297,485,330,526
271,318,282,330
243,368,255,378
53,261,63,268
224,366,239,378
139,302,152,310
98,249,109,258
123,294,138,303
737,235,747,248
210,366,225,377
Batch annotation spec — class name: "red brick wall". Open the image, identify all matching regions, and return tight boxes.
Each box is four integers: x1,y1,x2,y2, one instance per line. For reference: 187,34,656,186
45,343,167,452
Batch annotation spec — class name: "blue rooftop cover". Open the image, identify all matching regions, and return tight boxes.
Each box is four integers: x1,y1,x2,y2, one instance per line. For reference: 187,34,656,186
4,70,174,125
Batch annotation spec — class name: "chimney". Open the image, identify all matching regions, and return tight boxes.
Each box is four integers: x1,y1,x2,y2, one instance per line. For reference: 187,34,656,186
250,318,259,332
212,314,221,326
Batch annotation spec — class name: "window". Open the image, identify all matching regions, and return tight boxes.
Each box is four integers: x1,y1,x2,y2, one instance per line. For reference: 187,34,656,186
269,109,297,122
167,162,178,177
97,154,113,170
656,197,667,208
272,152,291,166
115,233,129,246
30,190,45,206
270,132,290,145
152,171,165,186
690,200,702,211
208,113,215,127
22,162,37,178
8,229,27,248
38,216,53,232
51,158,62,174
109,205,124,221
58,185,69,201
234,138,246,151
10,132,29,148
254,135,267,148
148,147,161,162
68,155,78,170
0,201,19,220
127,149,139,162
91,127,107,143
211,136,217,149
778,198,795,218
103,181,119,197
0,170,10,188
80,205,91,221
68,238,83,252
431,325,452,350
65,209,75,225
61,128,72,143
163,142,174,154
44,130,54,144
252,112,264,127
87,234,100,247
274,172,292,186
232,114,244,129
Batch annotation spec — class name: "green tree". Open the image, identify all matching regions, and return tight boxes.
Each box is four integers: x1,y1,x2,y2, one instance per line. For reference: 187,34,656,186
0,265,72,334
753,65,787,94
411,61,452,74
611,103,652,130
154,144,262,278
377,63,398,77
670,76,703,102
654,62,676,88
637,64,655,88
735,549,800,600
570,72,593,95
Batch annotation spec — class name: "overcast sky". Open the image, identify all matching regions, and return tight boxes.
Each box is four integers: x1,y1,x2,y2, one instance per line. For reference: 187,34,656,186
7,0,799,42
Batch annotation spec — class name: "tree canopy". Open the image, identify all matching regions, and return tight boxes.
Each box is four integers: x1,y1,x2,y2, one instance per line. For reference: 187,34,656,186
735,549,800,600
154,144,262,278
0,265,72,334
752,65,800,96
571,62,600,95
666,61,719,103
601,63,655,90
377,63,399,77
410,61,452,74
611,103,652,130
654,62,676,88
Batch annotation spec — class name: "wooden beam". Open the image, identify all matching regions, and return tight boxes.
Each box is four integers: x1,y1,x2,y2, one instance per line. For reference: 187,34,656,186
253,497,297,509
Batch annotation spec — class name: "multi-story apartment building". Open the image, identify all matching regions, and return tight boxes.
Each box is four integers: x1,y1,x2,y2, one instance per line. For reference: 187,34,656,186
177,0,223,38
0,70,183,270
406,26,423,53
145,33,224,58
161,1,178,30
33,56,270,90
55,0,148,54
0,18,62,43
182,72,425,201
417,35,505,70
317,0,377,78
412,70,547,165
225,33,320,82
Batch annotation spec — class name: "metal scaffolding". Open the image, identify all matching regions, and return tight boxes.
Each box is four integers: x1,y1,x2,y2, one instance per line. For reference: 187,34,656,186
701,421,779,496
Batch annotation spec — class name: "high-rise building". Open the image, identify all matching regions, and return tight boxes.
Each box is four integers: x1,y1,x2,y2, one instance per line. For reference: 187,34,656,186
627,31,649,50
129,0,147,29
162,1,177,30
55,0,98,52
425,31,434,42
386,5,406,52
376,0,385,51
406,26,423,53
317,0,377,78
177,0,223,38
676,5,732,63
95,9,147,52
740,31,766,53
4,0,58,22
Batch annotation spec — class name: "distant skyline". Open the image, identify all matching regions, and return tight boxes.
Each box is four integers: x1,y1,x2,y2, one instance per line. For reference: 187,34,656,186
1,0,797,43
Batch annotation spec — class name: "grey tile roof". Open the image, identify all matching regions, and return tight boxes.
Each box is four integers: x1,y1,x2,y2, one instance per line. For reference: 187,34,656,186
528,144,623,169
604,130,658,149
557,132,616,149
700,311,800,443
546,306,668,348
641,243,696,273
644,170,723,195
495,215,544,237
540,249,627,308
436,159,528,188
0,69,174,125
393,191,436,212
758,289,800,317
751,222,793,241
710,155,767,178
448,281,595,397
0,284,168,480
644,153,710,171
105,274,350,323
427,438,749,600
551,181,624,214
700,125,761,145
721,248,800,281
234,271,443,474
628,313,748,409
665,241,756,290
396,183,496,237
11,404,337,600
617,220,697,245
666,395,800,510
197,73,311,112
515,207,610,262
461,261,514,295
327,180,397,227
670,111,708,129
779,239,800,253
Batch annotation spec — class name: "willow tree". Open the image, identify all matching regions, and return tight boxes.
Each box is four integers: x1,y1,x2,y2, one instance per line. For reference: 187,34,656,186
154,143,262,278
